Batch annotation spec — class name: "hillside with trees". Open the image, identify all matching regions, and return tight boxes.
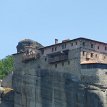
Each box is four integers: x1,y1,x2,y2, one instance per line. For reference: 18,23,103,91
0,56,13,79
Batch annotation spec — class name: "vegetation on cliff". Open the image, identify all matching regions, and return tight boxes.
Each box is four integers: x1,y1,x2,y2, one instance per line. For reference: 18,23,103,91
0,56,13,79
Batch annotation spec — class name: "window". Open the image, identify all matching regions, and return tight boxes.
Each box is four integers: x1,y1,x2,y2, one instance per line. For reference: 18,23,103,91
64,44,66,48
96,54,98,58
52,47,54,52
41,49,44,54
91,53,94,58
91,44,94,48
55,64,57,68
71,43,73,46
68,61,70,65
62,62,64,66
62,44,66,49
103,56,106,59
45,58,47,61
83,51,85,56
83,42,85,46
86,58,89,61
97,46,99,50
105,47,107,51
38,65,41,68
76,42,77,45
36,79,38,85
55,47,57,51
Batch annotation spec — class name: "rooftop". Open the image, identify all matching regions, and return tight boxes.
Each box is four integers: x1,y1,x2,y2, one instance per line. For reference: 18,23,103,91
39,37,107,50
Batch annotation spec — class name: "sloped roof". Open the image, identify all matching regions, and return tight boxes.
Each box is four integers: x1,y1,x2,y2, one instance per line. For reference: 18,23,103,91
39,37,107,50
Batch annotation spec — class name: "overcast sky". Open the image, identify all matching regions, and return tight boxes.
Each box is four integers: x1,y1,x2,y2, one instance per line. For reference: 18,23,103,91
0,0,107,59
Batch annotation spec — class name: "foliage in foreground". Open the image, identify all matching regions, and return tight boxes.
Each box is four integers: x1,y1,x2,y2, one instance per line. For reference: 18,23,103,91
0,56,13,79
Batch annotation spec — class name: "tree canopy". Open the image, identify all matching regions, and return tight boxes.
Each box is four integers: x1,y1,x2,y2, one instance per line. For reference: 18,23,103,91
0,56,13,79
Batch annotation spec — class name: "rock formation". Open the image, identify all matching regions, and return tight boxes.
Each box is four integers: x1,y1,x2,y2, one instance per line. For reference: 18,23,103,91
2,37,107,107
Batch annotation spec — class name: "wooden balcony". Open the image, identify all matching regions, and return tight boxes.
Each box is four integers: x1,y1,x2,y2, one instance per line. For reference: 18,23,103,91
48,55,68,64
48,50,69,64
22,53,37,63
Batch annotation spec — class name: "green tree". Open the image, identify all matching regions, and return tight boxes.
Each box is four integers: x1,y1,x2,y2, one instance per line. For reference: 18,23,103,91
0,56,13,79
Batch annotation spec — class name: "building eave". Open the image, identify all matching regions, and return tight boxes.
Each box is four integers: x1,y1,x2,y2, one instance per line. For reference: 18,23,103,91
39,37,107,50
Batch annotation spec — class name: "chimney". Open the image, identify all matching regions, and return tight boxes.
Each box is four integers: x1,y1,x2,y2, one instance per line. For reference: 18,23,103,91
55,39,58,44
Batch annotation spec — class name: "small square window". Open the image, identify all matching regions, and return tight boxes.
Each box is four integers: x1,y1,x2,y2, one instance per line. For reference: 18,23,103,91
71,43,73,46
38,65,41,68
104,56,106,59
45,58,47,61
62,44,66,49
41,49,44,54
83,51,85,56
68,61,70,65
62,62,64,66
55,64,57,68
105,47,107,51
83,42,85,46
76,42,77,45
96,54,98,58
97,46,99,49
55,47,57,51
91,53,94,58
91,44,94,48
52,47,54,52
